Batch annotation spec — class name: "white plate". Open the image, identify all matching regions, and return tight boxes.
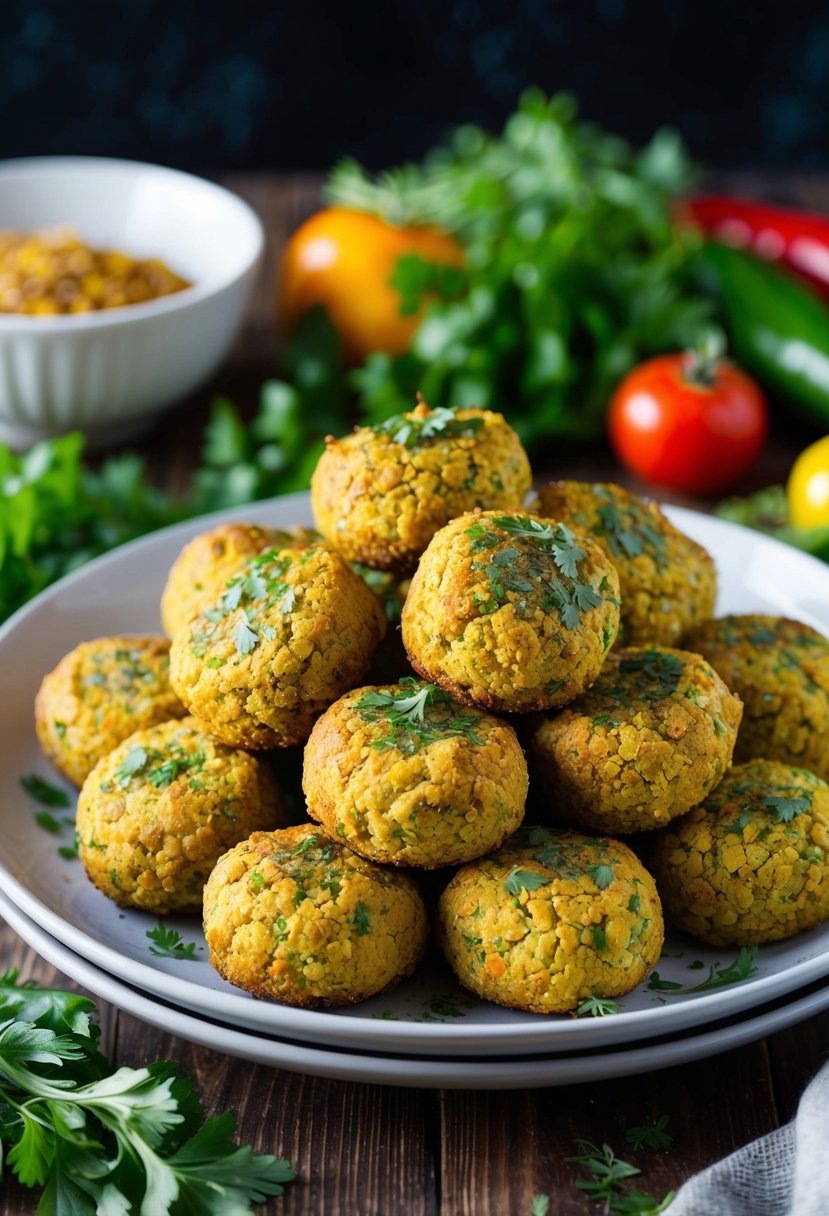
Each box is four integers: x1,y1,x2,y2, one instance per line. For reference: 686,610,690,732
2,493,829,1058
4,889,829,1089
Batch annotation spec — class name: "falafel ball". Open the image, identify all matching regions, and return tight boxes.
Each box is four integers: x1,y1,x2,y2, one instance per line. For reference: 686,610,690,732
203,824,429,1007
536,481,717,646
303,680,528,867
438,826,663,1014
35,635,186,787
161,522,318,637
401,510,621,713
650,760,829,946
77,717,285,913
528,646,742,833
683,615,829,780
310,399,532,572
169,542,386,749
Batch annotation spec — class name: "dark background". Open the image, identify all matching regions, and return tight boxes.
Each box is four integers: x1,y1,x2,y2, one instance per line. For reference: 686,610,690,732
3,0,829,173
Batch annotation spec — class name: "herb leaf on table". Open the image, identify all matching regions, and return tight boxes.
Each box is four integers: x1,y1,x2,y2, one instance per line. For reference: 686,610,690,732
0,970,294,1213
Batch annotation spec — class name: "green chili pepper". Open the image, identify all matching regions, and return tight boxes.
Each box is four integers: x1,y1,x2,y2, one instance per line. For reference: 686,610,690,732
695,240,829,430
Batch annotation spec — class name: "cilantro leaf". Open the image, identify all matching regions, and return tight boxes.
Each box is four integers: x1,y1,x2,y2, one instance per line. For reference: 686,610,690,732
575,996,621,1018
761,794,812,823
20,774,71,808
503,868,549,896
233,612,260,655
0,973,294,1212
587,863,615,890
146,922,199,961
647,947,759,995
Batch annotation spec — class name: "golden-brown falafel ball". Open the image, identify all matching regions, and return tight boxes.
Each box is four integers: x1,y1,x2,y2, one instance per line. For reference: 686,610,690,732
77,717,285,913
437,826,663,1014
401,510,621,713
536,481,717,647
161,522,318,637
303,680,528,867
683,615,829,780
169,542,386,749
528,646,742,833
311,399,532,572
203,824,429,1007
35,636,186,787
650,760,829,946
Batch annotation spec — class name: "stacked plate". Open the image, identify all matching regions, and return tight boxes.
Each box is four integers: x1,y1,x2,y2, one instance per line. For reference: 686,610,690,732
3,493,829,1089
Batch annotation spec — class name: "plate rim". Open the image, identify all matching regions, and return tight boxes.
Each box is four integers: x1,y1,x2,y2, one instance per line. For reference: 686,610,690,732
4,887,829,1090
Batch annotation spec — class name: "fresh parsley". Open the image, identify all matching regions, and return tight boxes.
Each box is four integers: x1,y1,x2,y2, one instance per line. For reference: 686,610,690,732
20,774,70,808
587,862,615,890
647,947,759,995
373,403,484,447
146,922,200,961
354,679,483,755
626,1116,673,1152
575,995,621,1018
568,1139,675,1214
464,515,605,628
761,793,812,823
0,970,294,1212
113,742,205,791
529,1196,550,1216
503,868,549,896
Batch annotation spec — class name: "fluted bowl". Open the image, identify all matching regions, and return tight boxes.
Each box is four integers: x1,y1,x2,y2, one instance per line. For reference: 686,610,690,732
0,157,264,450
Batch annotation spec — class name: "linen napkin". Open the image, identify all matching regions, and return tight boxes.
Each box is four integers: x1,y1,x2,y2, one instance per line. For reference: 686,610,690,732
666,1058,829,1215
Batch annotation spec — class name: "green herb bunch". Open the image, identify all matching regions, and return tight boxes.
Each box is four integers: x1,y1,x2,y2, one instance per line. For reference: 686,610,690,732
331,89,710,447
0,971,293,1213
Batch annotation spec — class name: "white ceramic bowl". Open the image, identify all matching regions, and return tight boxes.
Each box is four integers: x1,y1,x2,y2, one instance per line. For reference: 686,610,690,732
0,157,265,449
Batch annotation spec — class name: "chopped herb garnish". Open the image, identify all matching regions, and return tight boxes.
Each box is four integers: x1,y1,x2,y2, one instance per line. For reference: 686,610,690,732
146,921,199,961
20,774,71,808
374,405,484,448
606,650,685,702
761,793,812,823
575,995,621,1018
354,678,483,755
594,490,668,570
113,741,205,790
234,611,260,655
647,947,758,995
568,1139,675,1214
35,810,66,834
351,901,372,936
625,1116,672,1151
587,863,615,890
464,514,607,628
503,868,549,896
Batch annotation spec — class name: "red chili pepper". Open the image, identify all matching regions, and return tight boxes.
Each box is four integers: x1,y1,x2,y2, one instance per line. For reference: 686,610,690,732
680,195,829,299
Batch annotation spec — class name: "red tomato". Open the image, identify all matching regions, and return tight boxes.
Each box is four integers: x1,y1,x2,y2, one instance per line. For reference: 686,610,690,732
278,206,464,365
607,351,769,495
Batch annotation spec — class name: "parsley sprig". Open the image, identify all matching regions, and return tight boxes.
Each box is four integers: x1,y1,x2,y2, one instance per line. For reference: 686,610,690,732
647,946,759,995
354,679,483,755
465,515,605,628
373,404,484,447
568,1139,675,1214
112,742,205,791
146,922,200,961
575,995,622,1018
0,970,294,1213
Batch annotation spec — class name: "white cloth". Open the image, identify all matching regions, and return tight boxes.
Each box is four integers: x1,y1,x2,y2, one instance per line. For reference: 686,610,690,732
667,1059,829,1216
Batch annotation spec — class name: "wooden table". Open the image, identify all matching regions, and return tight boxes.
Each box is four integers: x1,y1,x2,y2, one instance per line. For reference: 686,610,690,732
3,173,828,1215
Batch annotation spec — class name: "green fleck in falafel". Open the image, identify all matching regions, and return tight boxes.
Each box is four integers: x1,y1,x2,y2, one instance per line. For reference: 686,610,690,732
438,826,663,1014
303,680,528,867
203,824,429,1007
161,522,318,637
537,481,717,646
35,635,186,787
401,510,621,713
650,759,829,946
684,614,829,780
311,399,532,572
528,646,742,833
169,542,386,749
77,717,285,913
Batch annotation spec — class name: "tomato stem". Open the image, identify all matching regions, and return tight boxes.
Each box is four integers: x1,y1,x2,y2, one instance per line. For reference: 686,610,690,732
682,330,726,388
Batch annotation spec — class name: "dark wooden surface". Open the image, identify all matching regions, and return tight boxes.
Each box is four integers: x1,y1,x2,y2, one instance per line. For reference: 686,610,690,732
3,173,829,1215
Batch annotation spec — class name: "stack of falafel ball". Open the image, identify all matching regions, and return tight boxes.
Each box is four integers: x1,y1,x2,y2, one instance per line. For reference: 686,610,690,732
35,399,829,1017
